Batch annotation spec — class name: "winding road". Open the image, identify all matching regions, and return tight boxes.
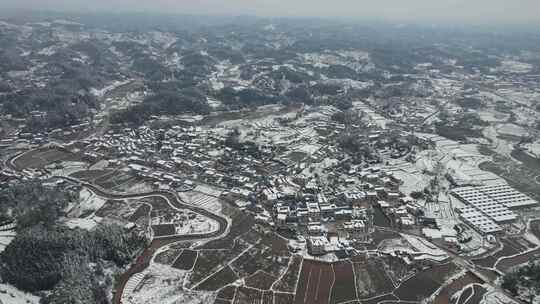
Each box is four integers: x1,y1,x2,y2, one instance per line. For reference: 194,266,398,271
57,175,230,304
4,148,231,303
60,176,229,240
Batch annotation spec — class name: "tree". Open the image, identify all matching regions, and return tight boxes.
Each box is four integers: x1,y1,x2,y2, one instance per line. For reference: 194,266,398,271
331,109,359,125
334,99,353,111
0,224,145,292
0,180,73,230
438,109,450,124
410,191,425,200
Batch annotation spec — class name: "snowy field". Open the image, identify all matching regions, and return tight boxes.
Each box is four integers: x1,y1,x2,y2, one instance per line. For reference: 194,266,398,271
524,141,540,158
414,133,504,185
385,160,425,196
0,232,16,253
66,188,107,218
353,101,392,129
178,189,222,214
477,109,509,123
0,283,40,304
401,234,449,261
498,60,533,74
175,217,219,235
122,263,214,304
496,123,527,137
63,217,101,230
152,211,219,236
90,79,132,97
50,161,88,176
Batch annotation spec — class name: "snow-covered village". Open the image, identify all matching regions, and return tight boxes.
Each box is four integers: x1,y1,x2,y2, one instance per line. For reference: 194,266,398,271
2,9,540,304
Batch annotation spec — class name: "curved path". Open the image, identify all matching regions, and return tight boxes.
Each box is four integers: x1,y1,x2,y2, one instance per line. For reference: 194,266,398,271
57,175,229,304
5,150,27,171
60,176,229,241
4,147,230,304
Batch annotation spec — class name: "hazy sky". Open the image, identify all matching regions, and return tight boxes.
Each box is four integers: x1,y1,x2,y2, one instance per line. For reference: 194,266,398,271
2,0,540,25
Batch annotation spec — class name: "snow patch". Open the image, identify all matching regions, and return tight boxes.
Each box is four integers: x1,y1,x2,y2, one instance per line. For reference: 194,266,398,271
63,217,100,230
0,283,40,304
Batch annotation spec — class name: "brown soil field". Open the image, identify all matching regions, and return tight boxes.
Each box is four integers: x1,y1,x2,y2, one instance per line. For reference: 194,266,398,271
234,286,263,304
188,249,230,286
394,263,458,302
455,284,487,304
455,286,473,304
496,247,540,273
330,260,357,304
200,206,255,250
217,285,237,301
152,224,176,236
433,271,484,304
172,249,198,270
245,270,278,290
473,239,522,268
196,266,239,291
262,291,274,304
154,248,183,265
353,256,394,299
274,292,295,304
294,260,334,304
465,285,487,304
504,236,535,252
273,255,303,293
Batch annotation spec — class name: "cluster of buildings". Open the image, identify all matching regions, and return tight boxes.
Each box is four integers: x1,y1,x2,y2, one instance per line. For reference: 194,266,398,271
262,163,432,255
267,187,376,255
82,126,258,189
0,119,93,150
452,184,538,234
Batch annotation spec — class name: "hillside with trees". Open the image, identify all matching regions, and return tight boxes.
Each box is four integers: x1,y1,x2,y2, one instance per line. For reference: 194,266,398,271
0,181,145,303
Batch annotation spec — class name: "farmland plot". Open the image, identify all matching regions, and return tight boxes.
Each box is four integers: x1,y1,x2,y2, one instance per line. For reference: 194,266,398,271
189,240,250,286
473,239,522,268
196,265,239,291
154,248,183,266
234,286,263,304
262,291,274,304
433,271,484,304
188,250,229,285
294,260,334,304
352,256,394,299
231,243,286,278
172,249,198,270
200,205,255,250
274,292,295,304
216,285,237,301
13,147,82,170
394,262,459,302
330,261,357,304
244,270,278,290
273,255,303,293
